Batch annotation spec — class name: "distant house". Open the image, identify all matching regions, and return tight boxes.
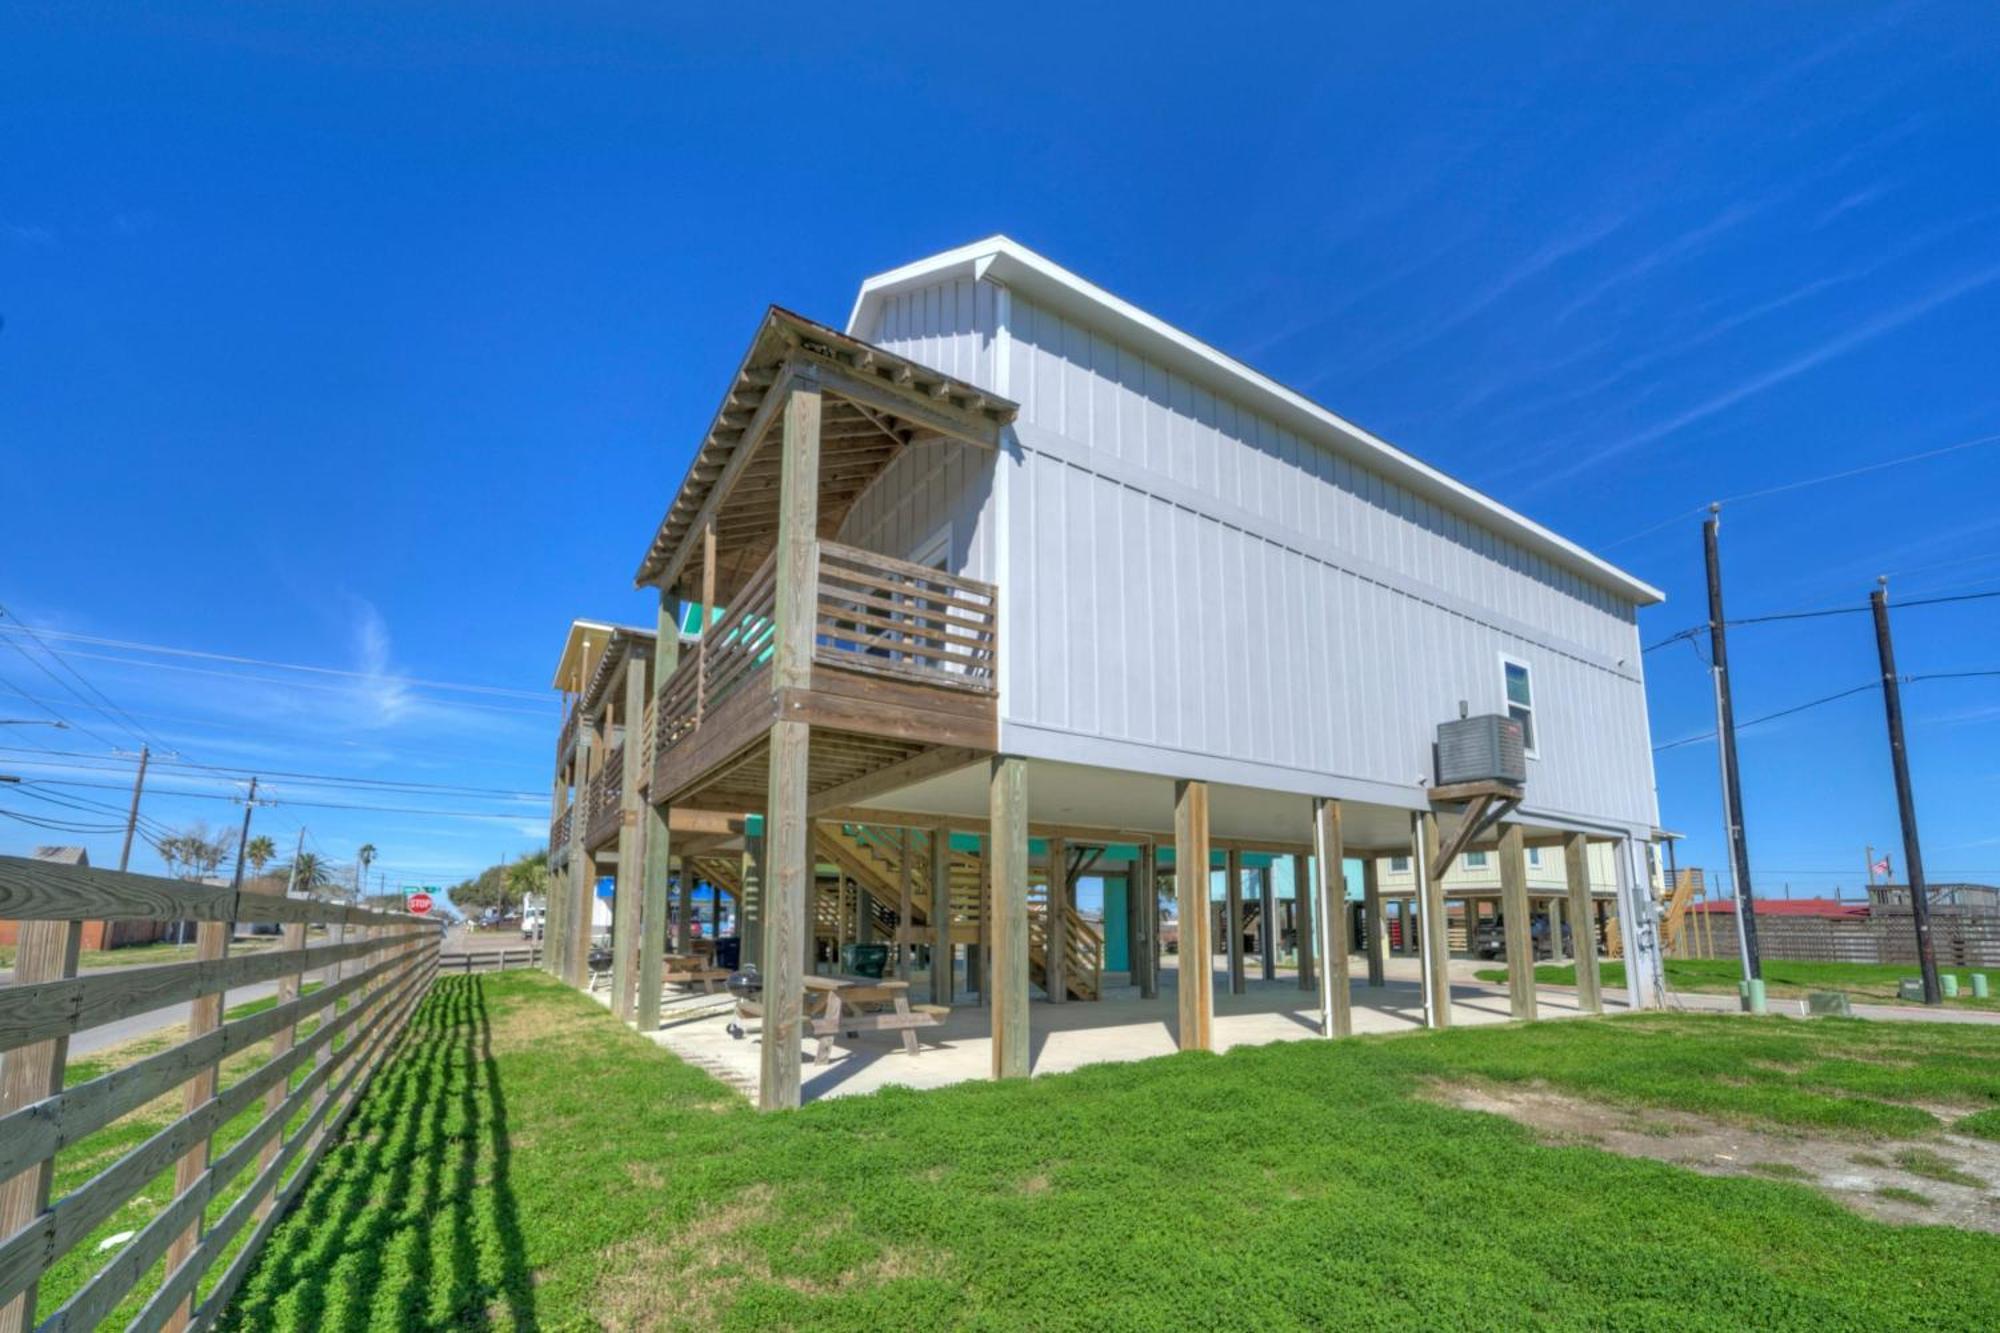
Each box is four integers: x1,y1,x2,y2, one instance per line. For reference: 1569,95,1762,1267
1867,882,2000,914
0,847,169,951
1688,897,1868,920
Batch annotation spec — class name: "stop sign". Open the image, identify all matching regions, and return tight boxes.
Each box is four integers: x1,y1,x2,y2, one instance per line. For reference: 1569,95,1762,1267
407,891,433,916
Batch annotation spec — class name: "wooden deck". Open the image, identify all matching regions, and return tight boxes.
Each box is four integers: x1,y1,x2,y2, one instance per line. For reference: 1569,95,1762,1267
649,540,998,812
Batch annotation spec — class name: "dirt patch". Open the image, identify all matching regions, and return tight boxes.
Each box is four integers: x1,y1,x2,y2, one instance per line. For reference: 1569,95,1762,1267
624,1160,665,1189
1431,1081,2000,1234
595,1185,948,1329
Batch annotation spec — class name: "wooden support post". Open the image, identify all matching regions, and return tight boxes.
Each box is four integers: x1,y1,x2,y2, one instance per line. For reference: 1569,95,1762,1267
1226,846,1245,995
930,823,952,1005
758,378,819,1112
1295,855,1315,992
637,807,671,1031
565,733,595,986
1567,832,1602,1014
1175,781,1214,1051
675,870,693,954
1361,858,1386,986
1045,832,1067,1003
1498,823,1536,1021
1138,842,1159,1000
1259,862,1278,981
1313,799,1352,1037
1546,894,1567,964
989,756,1031,1079
161,917,230,1332
612,661,647,1022
1418,812,1451,1028
697,519,716,718
0,918,82,1333
897,827,914,980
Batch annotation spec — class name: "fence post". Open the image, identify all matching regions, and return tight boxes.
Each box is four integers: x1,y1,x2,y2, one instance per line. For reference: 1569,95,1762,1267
253,900,307,1222
161,914,232,1333
0,917,84,1333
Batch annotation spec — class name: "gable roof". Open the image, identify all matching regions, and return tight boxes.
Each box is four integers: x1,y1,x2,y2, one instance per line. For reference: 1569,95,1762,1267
849,236,1663,607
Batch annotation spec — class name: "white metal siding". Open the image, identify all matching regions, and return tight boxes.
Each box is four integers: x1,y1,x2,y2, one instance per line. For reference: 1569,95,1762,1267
833,437,996,582
864,278,1658,832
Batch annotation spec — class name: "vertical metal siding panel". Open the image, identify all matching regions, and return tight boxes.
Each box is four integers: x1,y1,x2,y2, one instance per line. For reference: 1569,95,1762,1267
1068,468,1100,738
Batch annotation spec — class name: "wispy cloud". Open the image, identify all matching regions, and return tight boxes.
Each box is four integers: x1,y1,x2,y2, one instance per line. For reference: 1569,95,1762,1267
1537,260,2000,485
4,222,56,246
1551,199,1770,326
347,599,415,727
1813,180,1894,229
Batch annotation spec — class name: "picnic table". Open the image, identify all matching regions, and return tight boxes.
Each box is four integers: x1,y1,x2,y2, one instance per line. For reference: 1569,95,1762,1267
732,975,947,1062
662,952,730,994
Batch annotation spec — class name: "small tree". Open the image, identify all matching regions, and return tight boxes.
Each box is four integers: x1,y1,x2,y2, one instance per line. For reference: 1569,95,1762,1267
279,851,333,898
246,834,276,878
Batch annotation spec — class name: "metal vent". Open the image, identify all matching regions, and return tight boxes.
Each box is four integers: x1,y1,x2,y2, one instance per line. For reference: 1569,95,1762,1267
1436,714,1526,786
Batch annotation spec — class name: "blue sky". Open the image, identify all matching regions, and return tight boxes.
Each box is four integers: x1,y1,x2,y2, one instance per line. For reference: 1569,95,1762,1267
3,3,1997,904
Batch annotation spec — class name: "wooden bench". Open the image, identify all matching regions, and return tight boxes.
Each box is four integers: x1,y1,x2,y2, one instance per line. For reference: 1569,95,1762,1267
731,978,948,1062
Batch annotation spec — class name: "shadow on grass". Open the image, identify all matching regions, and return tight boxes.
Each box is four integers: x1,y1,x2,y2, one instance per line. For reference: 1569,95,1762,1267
218,975,538,1331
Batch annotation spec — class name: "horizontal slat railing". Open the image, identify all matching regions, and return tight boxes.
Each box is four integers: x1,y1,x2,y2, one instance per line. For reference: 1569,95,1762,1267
0,855,439,1332
814,541,997,693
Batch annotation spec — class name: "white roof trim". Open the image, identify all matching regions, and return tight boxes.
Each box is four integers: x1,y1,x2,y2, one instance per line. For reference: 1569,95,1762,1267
849,236,1664,606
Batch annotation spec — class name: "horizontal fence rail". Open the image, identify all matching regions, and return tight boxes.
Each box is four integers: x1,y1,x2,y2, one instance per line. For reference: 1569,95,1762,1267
0,855,440,1332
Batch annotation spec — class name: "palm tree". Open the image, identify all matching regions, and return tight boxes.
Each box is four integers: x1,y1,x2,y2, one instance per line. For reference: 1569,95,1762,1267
281,852,332,898
245,834,276,878
356,843,378,903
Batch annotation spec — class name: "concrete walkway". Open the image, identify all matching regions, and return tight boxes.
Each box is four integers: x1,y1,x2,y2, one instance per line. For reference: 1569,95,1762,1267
637,955,1626,1104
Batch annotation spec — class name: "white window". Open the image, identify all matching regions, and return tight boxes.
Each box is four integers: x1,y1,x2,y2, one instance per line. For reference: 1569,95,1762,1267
1501,656,1537,756
1389,856,1410,873
1464,851,1488,869
1528,847,1542,868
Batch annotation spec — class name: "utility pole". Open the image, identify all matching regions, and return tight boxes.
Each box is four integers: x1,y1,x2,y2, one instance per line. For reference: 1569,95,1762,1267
229,776,260,892
118,744,150,873
1704,506,1761,983
1871,578,1941,1005
282,827,305,898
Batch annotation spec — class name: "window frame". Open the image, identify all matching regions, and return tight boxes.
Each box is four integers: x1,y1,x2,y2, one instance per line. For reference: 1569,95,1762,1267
1389,855,1410,873
1499,653,1538,758
1463,850,1489,870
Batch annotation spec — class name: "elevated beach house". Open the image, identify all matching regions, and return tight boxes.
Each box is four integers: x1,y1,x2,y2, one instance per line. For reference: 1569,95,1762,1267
546,237,1668,1110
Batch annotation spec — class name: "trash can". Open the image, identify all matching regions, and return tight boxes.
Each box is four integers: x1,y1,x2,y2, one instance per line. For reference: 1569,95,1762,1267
840,943,889,978
714,936,741,971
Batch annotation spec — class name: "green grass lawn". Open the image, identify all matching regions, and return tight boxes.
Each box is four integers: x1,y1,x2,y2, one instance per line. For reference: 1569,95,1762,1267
219,971,2000,1330
1476,957,2000,1009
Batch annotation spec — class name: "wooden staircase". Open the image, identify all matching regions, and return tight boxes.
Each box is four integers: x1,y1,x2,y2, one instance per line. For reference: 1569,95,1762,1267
815,822,1103,999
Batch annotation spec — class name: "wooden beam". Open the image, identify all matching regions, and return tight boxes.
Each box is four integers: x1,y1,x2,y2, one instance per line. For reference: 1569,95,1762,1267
989,757,1030,1079
1045,832,1066,1004
805,745,984,816
1225,847,1245,995
611,660,647,1023
1418,812,1451,1028
1259,859,1278,982
565,727,596,987
929,824,952,1005
810,356,1003,450
1137,842,1158,1000
1498,823,1536,1022
1174,781,1213,1052
1361,857,1386,986
1566,831,1602,1014
1294,852,1315,992
760,719,809,1112
1314,799,1352,1038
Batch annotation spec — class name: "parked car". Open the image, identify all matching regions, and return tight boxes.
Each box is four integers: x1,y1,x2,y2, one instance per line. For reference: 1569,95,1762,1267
1472,915,1570,961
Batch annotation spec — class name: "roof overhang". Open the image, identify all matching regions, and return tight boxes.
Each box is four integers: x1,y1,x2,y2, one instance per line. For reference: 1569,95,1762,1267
633,306,1018,596
849,236,1664,607
577,626,658,716
551,618,644,695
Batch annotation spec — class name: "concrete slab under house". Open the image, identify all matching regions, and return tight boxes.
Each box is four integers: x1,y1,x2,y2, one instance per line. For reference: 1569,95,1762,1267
544,237,1672,1111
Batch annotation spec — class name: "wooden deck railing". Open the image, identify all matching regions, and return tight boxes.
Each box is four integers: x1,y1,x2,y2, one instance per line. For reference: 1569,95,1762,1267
0,855,438,1332
556,703,579,762
583,748,625,848
814,541,996,692
652,541,998,768
548,801,573,857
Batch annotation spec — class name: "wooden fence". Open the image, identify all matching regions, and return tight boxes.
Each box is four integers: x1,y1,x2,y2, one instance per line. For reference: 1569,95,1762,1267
0,854,440,1332
438,944,542,974
1676,910,2000,967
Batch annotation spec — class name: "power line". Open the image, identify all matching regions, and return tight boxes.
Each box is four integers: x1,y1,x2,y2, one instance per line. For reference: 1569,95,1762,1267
0,602,170,751
28,777,553,823
1653,670,2000,753
0,747,545,801
0,664,125,750
1644,587,2000,651
0,623,551,701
